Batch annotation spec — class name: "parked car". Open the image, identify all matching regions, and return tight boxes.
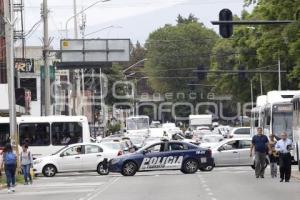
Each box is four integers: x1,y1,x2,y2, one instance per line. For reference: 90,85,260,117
210,138,268,168
33,143,114,177
193,126,212,141
229,127,251,138
200,134,224,149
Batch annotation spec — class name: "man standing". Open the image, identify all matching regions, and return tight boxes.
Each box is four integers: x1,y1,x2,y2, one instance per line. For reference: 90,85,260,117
275,132,292,182
250,127,270,178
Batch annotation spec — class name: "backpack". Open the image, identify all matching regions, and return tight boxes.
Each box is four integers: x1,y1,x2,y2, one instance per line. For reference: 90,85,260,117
4,152,17,165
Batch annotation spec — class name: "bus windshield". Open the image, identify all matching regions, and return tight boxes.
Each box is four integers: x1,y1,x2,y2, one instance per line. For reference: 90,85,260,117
272,112,293,139
127,118,149,130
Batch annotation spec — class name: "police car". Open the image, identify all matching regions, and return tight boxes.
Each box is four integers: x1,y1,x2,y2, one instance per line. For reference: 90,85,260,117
109,140,214,176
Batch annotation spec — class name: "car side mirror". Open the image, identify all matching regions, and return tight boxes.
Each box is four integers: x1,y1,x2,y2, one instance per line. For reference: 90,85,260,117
142,150,148,154
60,153,64,157
218,147,224,152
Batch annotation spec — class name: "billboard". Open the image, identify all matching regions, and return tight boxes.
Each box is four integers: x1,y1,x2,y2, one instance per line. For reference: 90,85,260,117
15,58,35,73
60,39,130,63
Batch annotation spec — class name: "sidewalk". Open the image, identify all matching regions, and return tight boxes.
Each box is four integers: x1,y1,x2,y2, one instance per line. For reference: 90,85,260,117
292,170,300,180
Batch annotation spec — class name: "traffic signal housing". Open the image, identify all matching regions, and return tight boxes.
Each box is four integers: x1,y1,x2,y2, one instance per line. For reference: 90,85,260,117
219,9,233,38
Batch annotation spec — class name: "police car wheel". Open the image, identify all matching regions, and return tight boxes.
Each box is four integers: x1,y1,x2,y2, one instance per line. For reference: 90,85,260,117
182,159,198,174
97,162,109,175
121,161,137,176
42,164,57,177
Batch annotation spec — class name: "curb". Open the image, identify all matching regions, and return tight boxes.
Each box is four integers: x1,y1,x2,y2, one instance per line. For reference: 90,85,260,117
292,173,300,180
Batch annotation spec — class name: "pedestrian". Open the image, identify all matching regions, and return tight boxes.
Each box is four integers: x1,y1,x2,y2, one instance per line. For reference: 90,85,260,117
20,144,33,185
1,143,17,193
275,132,292,182
0,147,3,177
268,134,278,178
250,127,270,178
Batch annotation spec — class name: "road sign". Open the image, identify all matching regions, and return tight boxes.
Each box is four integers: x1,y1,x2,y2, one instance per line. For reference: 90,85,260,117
60,39,130,63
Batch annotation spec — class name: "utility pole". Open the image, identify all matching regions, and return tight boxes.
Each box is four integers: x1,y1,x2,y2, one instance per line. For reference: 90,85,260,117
71,0,78,115
73,0,78,39
260,73,263,95
42,0,51,115
278,55,282,91
250,79,254,109
4,0,18,148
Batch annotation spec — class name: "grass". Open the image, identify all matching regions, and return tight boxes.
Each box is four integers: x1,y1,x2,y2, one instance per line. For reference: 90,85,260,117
0,172,28,187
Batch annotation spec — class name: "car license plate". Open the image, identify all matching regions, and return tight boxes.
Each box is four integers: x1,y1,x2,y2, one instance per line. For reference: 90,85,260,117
201,157,207,163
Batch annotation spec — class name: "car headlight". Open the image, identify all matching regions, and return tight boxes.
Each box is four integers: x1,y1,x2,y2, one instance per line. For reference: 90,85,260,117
33,159,43,165
110,158,121,165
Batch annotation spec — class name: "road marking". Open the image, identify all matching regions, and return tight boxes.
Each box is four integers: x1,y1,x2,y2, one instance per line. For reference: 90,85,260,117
0,189,94,196
80,177,120,200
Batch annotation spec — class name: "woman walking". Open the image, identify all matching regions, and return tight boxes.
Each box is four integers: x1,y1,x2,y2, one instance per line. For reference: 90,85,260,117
2,143,17,193
20,144,33,185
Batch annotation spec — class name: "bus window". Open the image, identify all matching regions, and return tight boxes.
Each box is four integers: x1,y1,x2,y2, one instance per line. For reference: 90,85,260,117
51,122,83,145
0,123,10,147
19,123,50,146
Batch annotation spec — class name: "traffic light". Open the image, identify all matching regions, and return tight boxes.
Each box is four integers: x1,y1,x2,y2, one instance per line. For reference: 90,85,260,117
219,9,233,38
197,65,206,80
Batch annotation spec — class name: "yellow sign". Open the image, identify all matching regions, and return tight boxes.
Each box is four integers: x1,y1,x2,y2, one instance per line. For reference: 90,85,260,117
62,41,69,47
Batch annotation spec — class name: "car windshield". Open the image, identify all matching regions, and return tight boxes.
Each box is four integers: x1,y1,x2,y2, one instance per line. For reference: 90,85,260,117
101,142,123,150
202,136,223,143
126,118,149,130
51,145,68,155
130,137,144,144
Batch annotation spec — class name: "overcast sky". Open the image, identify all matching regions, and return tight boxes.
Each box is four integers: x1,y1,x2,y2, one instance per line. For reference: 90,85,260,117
22,0,253,48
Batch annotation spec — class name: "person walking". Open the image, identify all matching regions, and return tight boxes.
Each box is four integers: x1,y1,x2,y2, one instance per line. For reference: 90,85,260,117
275,132,292,182
1,143,17,193
20,144,33,185
268,134,278,178
250,127,270,178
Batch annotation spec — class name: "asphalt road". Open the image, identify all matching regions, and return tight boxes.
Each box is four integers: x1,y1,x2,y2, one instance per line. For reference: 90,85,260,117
1,166,300,200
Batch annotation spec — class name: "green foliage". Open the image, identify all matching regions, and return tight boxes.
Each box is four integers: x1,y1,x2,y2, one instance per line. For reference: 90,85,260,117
210,0,300,104
144,16,218,101
107,122,121,134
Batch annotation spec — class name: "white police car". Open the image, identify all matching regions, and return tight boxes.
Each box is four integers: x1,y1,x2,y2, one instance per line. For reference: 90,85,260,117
33,143,114,177
109,140,214,176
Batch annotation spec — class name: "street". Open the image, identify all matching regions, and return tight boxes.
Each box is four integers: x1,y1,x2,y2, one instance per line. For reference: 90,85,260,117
1,167,300,200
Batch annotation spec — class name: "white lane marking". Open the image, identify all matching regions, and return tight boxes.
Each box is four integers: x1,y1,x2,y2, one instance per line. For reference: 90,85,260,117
83,177,120,200
0,189,94,196
198,174,218,200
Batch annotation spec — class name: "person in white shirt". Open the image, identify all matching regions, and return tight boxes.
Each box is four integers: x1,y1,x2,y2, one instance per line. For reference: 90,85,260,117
275,132,292,182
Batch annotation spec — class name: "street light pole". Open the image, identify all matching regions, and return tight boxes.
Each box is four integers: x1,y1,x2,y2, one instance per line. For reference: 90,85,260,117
42,0,51,115
4,0,18,147
65,0,110,38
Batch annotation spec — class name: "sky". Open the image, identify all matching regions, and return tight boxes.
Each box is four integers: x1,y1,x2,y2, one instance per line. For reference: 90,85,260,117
22,0,253,48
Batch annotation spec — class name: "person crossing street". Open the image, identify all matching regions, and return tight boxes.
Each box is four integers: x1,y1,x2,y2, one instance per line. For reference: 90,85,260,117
250,127,270,178
275,132,292,182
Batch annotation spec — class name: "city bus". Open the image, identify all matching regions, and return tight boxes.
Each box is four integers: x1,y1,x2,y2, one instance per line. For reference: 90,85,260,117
125,115,150,137
292,95,300,170
0,116,91,158
250,95,267,137
262,91,300,139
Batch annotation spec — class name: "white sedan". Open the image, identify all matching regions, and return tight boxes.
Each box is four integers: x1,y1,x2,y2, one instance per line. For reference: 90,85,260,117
33,143,116,177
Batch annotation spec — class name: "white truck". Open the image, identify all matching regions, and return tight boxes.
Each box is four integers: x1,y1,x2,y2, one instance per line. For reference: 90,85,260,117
189,115,212,129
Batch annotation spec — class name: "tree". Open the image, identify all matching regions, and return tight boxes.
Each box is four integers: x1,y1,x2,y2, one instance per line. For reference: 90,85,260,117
176,14,199,24
144,17,218,99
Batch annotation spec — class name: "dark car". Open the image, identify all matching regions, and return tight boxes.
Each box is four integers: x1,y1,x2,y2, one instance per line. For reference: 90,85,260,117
109,140,214,176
